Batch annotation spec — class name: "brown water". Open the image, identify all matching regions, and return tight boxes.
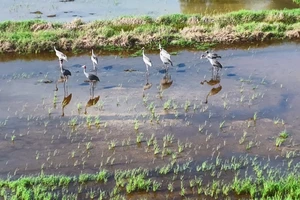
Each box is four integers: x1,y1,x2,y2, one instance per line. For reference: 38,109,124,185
1,43,300,198
1,0,299,22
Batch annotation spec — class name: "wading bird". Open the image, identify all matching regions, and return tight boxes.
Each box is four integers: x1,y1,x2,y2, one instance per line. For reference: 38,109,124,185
91,49,98,71
206,50,221,59
54,47,68,67
201,54,223,70
60,64,71,81
159,43,173,71
55,64,71,92
82,65,100,97
142,47,152,74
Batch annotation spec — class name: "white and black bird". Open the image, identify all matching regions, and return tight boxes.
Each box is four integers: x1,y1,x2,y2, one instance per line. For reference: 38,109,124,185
206,50,221,59
54,47,68,66
82,65,100,97
82,65,100,83
201,54,223,70
91,49,98,71
60,65,71,81
55,63,71,92
159,43,173,70
142,47,152,73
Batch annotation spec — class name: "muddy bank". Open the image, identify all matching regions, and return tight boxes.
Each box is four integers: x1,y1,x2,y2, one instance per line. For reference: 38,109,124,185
2,9,300,53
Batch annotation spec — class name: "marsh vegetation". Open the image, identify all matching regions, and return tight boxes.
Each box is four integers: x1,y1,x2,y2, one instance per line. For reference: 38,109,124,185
1,9,300,53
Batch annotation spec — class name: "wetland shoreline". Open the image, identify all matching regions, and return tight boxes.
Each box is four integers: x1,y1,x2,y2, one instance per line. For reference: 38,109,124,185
1,43,300,199
1,6,300,199
1,9,300,53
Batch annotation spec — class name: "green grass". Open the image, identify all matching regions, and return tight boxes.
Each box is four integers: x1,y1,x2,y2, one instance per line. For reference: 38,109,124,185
1,9,300,53
294,0,300,4
276,130,289,147
1,160,300,199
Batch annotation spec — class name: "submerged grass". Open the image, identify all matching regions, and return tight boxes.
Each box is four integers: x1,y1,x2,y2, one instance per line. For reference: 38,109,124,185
1,9,300,53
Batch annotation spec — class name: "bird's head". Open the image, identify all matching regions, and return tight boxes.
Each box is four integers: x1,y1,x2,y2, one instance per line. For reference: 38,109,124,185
82,65,87,69
205,50,209,54
142,47,145,50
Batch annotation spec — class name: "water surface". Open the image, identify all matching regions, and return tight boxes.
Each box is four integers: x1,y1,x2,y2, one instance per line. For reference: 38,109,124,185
0,43,300,181
1,0,299,22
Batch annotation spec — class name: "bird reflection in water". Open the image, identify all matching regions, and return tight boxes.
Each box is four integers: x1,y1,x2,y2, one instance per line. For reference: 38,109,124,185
58,73,72,116
61,93,72,117
84,96,100,115
201,69,222,104
159,72,173,99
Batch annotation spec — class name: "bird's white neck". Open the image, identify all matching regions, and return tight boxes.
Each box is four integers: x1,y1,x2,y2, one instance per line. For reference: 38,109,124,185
83,68,89,78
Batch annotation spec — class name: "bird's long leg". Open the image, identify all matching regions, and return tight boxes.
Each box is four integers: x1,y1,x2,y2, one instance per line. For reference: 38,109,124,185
93,87,95,98
91,83,94,99
65,78,69,96
65,78,69,95
89,83,92,99
55,76,60,91
63,81,66,96
166,64,169,73
163,64,167,73
146,72,149,84
93,62,95,71
66,82,69,96
55,81,58,91
92,82,95,99
145,64,149,75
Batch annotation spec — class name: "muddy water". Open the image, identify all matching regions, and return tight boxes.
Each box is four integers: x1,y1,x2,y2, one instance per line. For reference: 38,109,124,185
0,43,300,197
1,0,299,22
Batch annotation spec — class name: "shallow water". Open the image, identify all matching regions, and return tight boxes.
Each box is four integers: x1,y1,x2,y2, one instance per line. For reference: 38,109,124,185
1,43,300,198
1,0,299,22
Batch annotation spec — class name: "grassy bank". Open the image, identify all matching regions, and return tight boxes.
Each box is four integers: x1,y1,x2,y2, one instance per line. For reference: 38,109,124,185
1,9,300,53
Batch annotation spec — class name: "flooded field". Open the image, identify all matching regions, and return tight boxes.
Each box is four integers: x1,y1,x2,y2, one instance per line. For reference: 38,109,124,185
0,42,300,198
1,0,299,22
